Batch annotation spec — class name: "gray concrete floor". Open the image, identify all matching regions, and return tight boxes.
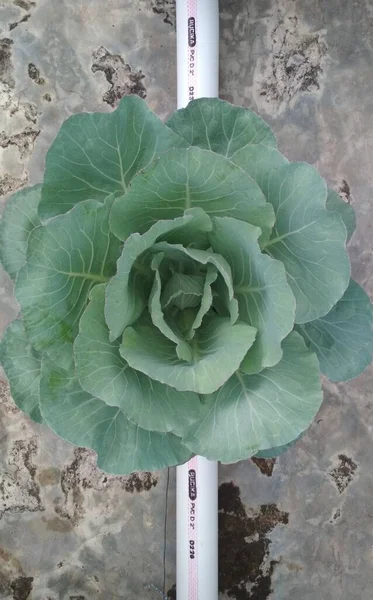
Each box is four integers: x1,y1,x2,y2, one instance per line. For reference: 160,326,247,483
1,1,373,599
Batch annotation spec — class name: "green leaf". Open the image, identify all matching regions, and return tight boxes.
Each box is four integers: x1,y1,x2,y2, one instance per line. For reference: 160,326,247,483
211,275,239,325
74,284,202,434
186,264,217,340
182,332,322,462
230,144,289,189
229,151,353,323
105,208,212,341
120,314,257,395
0,185,41,281
16,199,121,370
149,253,192,361
0,319,43,423
167,98,276,157
40,357,192,474
326,188,356,242
254,433,304,458
262,163,350,323
39,96,185,220
296,279,373,382
110,146,275,244
209,217,295,373
162,272,205,310
153,242,239,324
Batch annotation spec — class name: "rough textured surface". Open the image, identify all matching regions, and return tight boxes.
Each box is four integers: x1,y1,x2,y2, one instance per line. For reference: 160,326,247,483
91,46,147,107
151,0,176,28
1,0,373,598
218,482,289,600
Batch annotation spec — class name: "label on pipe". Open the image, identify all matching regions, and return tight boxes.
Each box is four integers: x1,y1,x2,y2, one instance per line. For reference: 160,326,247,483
188,457,198,599
187,0,197,102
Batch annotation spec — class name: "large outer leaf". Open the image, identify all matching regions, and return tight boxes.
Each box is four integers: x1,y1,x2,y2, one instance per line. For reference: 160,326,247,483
105,208,212,341
209,217,295,373
296,279,373,382
16,199,121,369
254,433,304,459
326,188,356,242
120,314,257,395
110,146,275,244
40,357,192,475
262,163,350,323
0,319,43,423
230,144,289,187
231,149,356,244
182,332,322,462
167,98,276,157
230,149,355,325
74,284,202,434
39,96,185,220
0,185,41,281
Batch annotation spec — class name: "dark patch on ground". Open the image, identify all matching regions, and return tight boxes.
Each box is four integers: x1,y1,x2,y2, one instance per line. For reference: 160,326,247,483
15,441,41,508
0,38,15,88
43,516,74,533
0,175,26,197
10,576,33,600
0,547,20,564
91,46,146,107
13,0,35,9
167,583,176,599
0,546,24,598
69,597,86,600
151,0,176,28
219,482,289,600
123,472,158,493
259,15,327,111
0,379,19,414
9,101,38,124
27,63,45,85
55,448,86,526
43,93,52,102
0,128,40,159
330,508,341,523
1,438,43,517
280,560,303,572
54,448,158,527
339,179,351,203
9,14,31,31
251,457,276,477
329,454,357,493
37,467,60,487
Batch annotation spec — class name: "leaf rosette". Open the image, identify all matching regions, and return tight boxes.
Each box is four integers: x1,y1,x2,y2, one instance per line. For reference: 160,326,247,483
1,97,372,473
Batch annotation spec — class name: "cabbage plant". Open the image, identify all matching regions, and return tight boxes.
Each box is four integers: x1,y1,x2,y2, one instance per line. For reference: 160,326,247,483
1,97,372,473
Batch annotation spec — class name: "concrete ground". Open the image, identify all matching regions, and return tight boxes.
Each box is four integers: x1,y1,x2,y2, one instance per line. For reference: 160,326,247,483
1,0,373,598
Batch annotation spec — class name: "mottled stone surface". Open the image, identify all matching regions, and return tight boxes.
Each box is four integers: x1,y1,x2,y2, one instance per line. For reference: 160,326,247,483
1,0,373,598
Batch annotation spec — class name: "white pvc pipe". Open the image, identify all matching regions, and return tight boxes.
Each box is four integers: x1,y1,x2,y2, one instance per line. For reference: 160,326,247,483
176,2,219,599
176,0,219,108
176,458,218,600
